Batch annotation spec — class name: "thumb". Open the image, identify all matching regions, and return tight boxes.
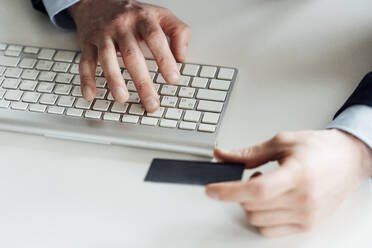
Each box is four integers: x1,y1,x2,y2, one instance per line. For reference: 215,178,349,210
214,140,281,169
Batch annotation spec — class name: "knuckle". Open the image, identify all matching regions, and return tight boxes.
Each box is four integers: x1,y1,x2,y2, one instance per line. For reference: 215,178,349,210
134,79,149,93
146,30,163,43
250,181,269,200
121,46,137,58
272,131,292,143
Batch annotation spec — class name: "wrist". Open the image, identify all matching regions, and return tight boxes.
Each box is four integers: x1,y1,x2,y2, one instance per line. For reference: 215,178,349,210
332,129,372,178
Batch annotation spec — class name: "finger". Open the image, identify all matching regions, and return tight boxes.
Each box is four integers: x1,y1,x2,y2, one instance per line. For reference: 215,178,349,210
259,224,303,238
246,209,300,227
206,163,297,202
98,40,128,103
116,33,159,113
159,9,191,62
241,191,296,211
214,140,281,169
138,18,180,84
79,44,98,101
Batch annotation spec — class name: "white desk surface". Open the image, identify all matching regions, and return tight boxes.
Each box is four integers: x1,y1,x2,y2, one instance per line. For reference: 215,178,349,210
1,0,372,247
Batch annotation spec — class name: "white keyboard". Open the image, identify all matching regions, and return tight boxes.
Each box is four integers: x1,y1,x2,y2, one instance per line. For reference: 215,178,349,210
0,42,238,156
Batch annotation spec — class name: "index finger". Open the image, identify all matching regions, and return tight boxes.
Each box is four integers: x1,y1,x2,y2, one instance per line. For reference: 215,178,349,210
206,160,298,202
116,33,159,113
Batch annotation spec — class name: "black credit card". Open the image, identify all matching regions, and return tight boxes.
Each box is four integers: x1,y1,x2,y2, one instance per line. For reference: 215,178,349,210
144,158,245,186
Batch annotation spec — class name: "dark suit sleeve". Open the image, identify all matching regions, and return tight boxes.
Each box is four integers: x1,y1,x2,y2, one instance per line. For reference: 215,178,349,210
31,0,47,14
334,72,372,118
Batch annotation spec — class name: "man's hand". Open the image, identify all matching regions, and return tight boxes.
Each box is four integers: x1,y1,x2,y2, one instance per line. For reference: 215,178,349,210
206,130,372,237
68,0,191,112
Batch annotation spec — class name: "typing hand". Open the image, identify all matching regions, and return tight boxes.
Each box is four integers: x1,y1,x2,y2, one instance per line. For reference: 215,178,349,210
206,130,372,237
68,0,191,112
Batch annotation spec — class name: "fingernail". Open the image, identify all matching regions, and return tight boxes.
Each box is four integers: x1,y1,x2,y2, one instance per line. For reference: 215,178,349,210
83,86,94,100
206,190,219,200
144,96,160,113
165,71,180,84
113,85,127,102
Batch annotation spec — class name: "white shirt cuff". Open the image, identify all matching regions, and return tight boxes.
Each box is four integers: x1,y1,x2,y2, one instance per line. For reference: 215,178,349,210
328,105,372,149
42,0,80,30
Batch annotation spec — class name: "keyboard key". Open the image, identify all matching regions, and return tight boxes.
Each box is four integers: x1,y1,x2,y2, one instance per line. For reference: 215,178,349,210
72,75,81,85
54,50,76,62
178,98,196,109
54,84,72,95
66,108,83,117
196,89,227,101
23,46,39,54
202,112,220,124
0,99,10,108
179,121,196,130
111,102,129,113
197,100,223,113
128,92,140,103
75,53,81,63
4,89,23,101
39,93,58,105
21,69,39,80
93,100,111,111
19,58,37,69
178,87,195,98
55,73,74,84
141,117,158,126
156,74,166,84
38,71,56,82
200,66,217,78
47,106,65,115
96,77,106,88
122,114,139,124
102,112,120,121
126,81,136,91
71,86,82,97
85,110,102,119
147,107,164,118
95,66,103,76
20,80,38,91
37,82,55,93
160,119,177,128
178,75,191,86
161,96,178,107
36,60,54,71
29,104,47,112
96,88,107,99
53,62,70,72
218,68,235,80
209,79,231,91
0,43,7,50
146,60,158,72
161,85,178,96
75,98,92,109
7,45,23,52
123,70,132,80
182,64,199,76
191,77,208,88
22,92,40,103
70,63,79,74
129,104,145,115
165,108,183,120
183,110,201,122
0,66,5,76
198,123,216,133
2,78,20,89
4,68,22,78
0,55,19,67
57,96,75,107
38,48,56,60
5,50,21,57
0,89,6,99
